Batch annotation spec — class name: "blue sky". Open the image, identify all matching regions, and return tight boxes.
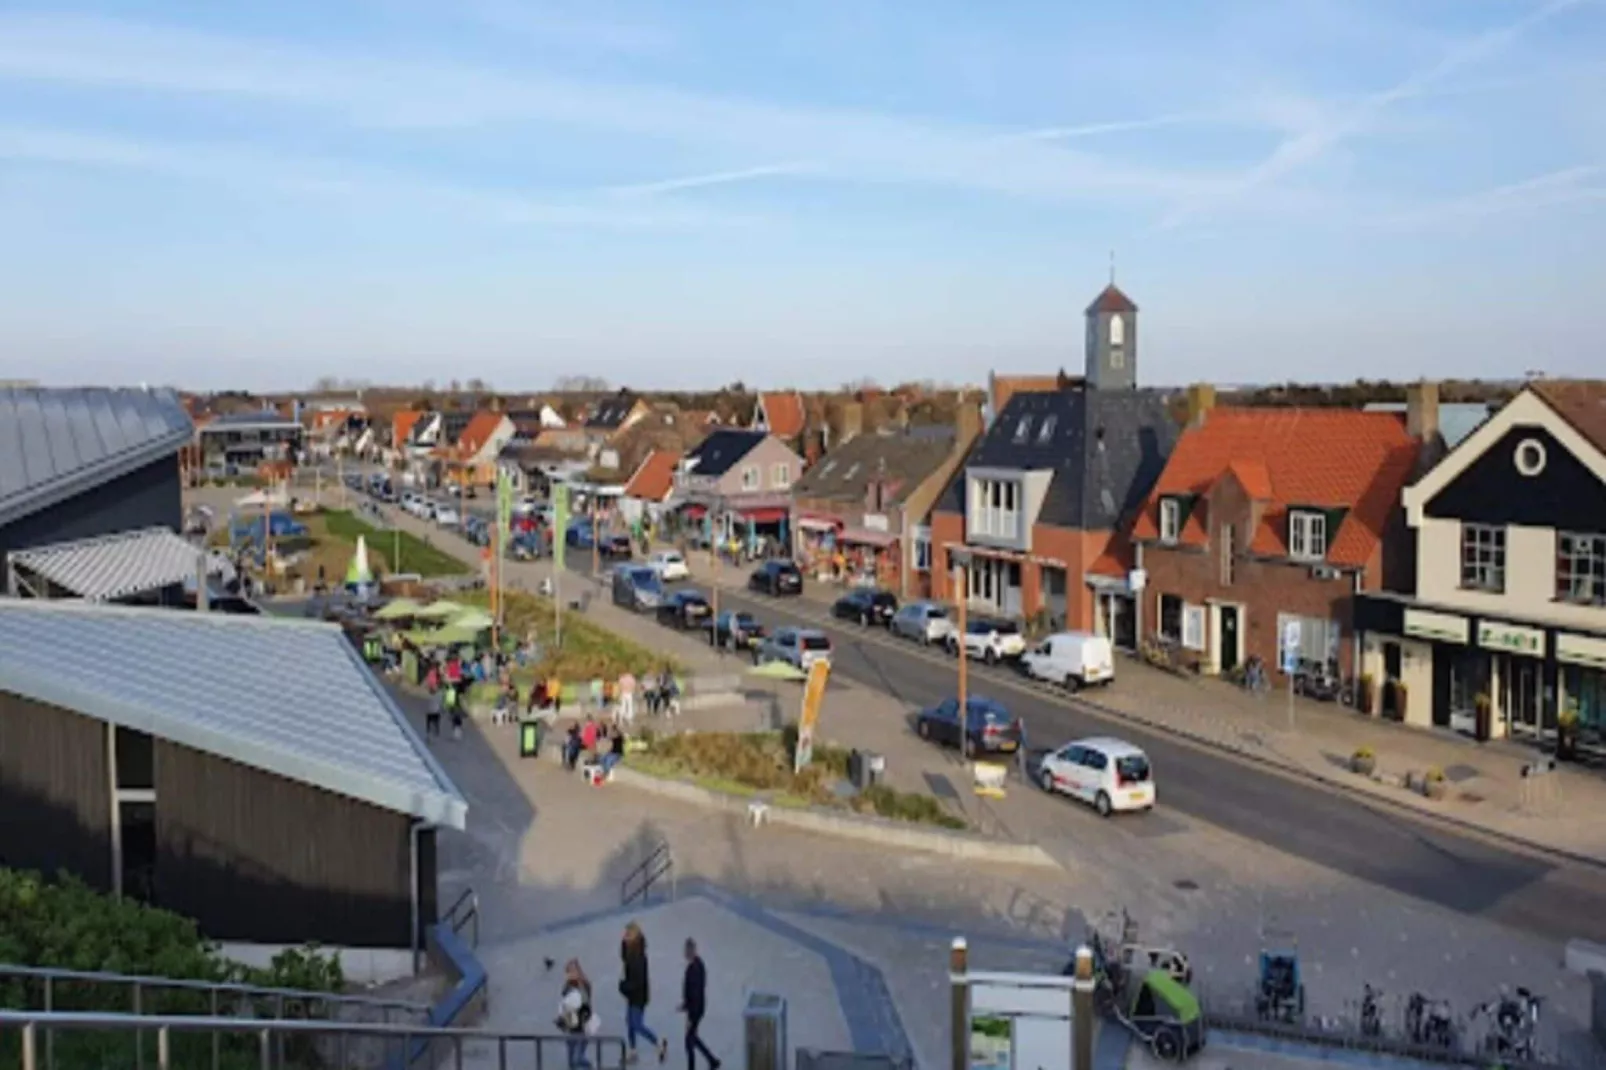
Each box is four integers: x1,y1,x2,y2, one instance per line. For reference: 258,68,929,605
0,0,1601,391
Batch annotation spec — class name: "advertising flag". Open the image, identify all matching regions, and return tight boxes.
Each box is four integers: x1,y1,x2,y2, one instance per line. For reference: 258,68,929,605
552,484,570,570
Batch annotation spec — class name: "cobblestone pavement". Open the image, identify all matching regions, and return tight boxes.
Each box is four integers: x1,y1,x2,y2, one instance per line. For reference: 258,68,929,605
359,503,1605,1065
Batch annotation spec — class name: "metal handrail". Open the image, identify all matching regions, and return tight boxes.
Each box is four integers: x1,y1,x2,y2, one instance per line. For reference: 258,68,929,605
620,842,674,907
443,886,480,949
0,963,428,1014
2,1009,629,1070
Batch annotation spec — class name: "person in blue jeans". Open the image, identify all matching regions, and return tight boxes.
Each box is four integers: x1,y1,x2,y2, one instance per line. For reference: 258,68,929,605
620,923,669,1063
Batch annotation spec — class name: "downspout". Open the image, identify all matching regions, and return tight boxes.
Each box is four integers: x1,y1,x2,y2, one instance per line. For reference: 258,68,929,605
1351,569,1364,681
1133,542,1146,647
409,820,423,975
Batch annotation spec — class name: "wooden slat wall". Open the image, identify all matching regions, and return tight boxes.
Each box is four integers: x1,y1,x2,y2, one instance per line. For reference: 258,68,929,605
154,741,416,947
0,693,112,888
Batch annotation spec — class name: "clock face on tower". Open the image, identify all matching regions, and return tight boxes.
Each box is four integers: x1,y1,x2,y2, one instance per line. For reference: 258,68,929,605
1109,314,1125,347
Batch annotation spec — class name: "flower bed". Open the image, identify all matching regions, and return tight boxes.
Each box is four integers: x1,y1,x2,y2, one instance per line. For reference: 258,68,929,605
459,589,682,684
628,730,966,830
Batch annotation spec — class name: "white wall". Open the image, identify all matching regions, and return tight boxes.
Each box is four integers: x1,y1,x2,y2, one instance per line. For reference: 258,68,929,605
1417,517,1606,632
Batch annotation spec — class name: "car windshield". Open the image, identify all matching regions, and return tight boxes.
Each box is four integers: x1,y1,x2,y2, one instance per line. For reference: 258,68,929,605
773,563,799,576
873,593,896,606
926,606,948,618
681,594,708,606
735,613,756,625
1116,755,1152,782
992,621,1020,635
801,635,831,651
631,570,661,590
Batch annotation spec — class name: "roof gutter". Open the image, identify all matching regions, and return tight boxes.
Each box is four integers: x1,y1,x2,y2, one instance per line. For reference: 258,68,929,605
0,424,195,530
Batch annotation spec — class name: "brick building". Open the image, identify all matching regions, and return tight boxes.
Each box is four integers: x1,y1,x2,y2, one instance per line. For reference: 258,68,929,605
1129,391,1425,679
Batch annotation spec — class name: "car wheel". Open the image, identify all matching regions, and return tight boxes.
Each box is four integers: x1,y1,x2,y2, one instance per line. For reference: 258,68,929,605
1094,791,1113,818
860,611,870,627
983,648,997,666
1064,674,1082,692
917,720,930,740
920,631,930,646
1039,767,1056,793
962,736,976,758
1151,1028,1183,1063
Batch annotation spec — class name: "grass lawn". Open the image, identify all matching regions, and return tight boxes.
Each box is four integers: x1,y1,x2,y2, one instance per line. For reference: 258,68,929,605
320,510,469,577
628,730,967,829
459,588,682,684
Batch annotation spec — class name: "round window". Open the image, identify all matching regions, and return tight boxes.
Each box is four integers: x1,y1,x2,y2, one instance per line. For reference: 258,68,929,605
1514,437,1547,477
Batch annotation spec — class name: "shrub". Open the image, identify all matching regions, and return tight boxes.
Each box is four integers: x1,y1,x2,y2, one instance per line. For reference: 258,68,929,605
1424,766,1445,783
1351,746,1374,761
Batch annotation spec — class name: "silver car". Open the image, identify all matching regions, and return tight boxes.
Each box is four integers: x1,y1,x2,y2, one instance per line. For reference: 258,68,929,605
758,627,833,670
891,601,954,645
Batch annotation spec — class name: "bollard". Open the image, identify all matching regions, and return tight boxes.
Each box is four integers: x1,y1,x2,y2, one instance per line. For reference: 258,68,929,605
950,938,969,1070
1072,945,1095,1070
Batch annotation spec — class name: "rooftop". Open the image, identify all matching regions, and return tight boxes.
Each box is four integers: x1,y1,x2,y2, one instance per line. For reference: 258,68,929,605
758,392,807,438
624,449,682,501
8,527,233,602
684,428,770,479
0,387,195,528
793,428,957,505
0,599,466,827
1530,379,1606,454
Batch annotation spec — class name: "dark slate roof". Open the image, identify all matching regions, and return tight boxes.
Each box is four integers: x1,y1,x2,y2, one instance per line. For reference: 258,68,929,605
937,384,1178,530
793,429,957,505
586,392,640,430
684,428,767,478
0,387,194,528
440,411,475,444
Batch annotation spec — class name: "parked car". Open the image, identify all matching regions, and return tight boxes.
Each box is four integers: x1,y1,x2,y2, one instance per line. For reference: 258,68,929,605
434,505,461,527
613,565,665,611
710,610,766,650
600,534,634,560
832,587,898,626
511,533,545,560
948,618,1027,664
748,560,803,596
890,601,954,645
657,590,714,629
758,627,832,670
1020,632,1115,690
914,695,1023,757
648,549,691,582
1037,737,1155,817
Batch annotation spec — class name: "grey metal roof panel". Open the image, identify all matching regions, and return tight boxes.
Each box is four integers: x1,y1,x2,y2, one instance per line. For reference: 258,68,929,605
0,599,466,828
0,387,194,526
9,527,234,602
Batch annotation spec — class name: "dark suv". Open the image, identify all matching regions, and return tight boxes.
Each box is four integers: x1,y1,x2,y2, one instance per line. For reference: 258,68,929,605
749,560,803,596
832,588,898,626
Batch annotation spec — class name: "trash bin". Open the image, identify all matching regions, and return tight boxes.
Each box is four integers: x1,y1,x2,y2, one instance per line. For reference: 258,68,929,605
864,752,885,787
518,720,543,758
743,992,787,1070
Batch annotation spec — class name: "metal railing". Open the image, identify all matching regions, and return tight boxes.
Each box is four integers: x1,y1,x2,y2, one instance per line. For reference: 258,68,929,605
619,842,674,907
443,887,481,949
1,1009,628,1070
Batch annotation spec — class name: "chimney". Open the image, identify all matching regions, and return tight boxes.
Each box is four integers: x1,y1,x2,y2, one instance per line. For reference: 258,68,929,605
839,402,864,443
954,399,984,448
1185,384,1217,428
1406,381,1440,442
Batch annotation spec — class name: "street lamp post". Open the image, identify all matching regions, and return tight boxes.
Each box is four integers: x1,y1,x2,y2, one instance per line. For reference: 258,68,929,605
708,499,722,649
951,551,971,751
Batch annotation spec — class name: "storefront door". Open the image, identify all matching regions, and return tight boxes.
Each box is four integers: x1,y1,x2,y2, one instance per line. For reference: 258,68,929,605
1218,606,1241,673
1498,653,1545,740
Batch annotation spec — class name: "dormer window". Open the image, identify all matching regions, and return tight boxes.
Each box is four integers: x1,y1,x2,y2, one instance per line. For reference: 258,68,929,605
1288,510,1328,561
1158,498,1181,543
1013,416,1033,443
1037,415,1057,443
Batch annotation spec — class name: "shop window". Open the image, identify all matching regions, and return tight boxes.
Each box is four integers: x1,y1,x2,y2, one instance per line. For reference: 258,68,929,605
1461,523,1506,592
1557,531,1606,605
1276,613,1342,674
1158,594,1182,641
1181,604,1206,651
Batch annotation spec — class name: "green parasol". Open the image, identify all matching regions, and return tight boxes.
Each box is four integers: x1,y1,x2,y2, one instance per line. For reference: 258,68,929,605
402,622,483,648
414,600,467,620
373,597,424,621
449,608,496,632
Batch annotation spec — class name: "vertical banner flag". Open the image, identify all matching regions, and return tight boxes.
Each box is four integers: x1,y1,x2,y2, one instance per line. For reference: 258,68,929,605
793,658,832,773
496,470,514,540
552,484,570,570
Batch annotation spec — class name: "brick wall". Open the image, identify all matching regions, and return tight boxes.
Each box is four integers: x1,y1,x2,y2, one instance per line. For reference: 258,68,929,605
930,514,1121,632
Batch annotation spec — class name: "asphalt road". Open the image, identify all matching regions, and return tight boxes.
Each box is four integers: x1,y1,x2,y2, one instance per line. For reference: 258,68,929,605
557,556,1606,946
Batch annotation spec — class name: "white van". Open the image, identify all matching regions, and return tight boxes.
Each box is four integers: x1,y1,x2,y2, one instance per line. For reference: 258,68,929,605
1021,631,1115,690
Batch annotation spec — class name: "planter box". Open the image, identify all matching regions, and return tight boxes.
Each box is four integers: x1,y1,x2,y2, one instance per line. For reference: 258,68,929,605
1350,756,1376,777
1421,778,1448,800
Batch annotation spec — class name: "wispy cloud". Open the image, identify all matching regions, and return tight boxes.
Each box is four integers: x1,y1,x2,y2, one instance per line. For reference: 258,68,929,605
362,0,676,56
1373,164,1606,229
0,124,749,229
1154,0,1589,230
604,163,814,198
0,13,1221,205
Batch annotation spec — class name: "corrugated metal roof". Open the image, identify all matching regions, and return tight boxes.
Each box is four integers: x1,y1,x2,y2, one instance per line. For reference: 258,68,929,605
0,387,194,526
0,599,466,828
9,528,234,601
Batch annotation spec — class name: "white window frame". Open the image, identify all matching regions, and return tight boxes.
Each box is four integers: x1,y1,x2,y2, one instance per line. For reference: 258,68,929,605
771,462,792,489
1158,498,1181,543
1557,531,1606,604
912,526,932,571
741,465,760,491
970,478,1020,539
1461,523,1506,592
1288,511,1327,561
1181,604,1206,651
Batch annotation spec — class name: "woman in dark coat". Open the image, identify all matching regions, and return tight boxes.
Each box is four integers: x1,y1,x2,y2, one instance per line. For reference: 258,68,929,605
620,922,668,1062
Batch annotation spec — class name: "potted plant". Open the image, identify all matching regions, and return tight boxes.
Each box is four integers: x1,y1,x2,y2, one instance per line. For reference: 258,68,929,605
1557,707,1580,762
1420,767,1448,800
1349,746,1376,777
1395,682,1410,723
1357,673,1376,715
1474,692,1492,743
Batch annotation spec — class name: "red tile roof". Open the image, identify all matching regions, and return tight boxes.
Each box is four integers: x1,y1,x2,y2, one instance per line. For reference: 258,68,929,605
1530,379,1606,454
392,410,423,445
624,449,681,501
1131,408,1420,569
455,411,504,456
1086,284,1137,315
759,392,806,438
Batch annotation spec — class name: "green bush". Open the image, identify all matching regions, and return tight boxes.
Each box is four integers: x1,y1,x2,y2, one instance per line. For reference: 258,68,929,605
0,869,344,1070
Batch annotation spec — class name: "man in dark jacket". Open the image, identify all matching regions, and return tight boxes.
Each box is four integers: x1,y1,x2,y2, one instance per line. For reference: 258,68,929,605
678,939,719,1070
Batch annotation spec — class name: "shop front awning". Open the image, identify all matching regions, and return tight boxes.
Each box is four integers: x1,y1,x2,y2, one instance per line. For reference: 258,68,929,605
7,528,235,602
739,507,789,524
839,527,897,548
681,503,708,518
796,515,842,532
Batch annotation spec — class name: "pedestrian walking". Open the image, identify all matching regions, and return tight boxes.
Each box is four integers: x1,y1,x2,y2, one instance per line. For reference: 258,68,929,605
557,959,596,1070
445,681,465,741
617,671,637,727
678,939,719,1070
619,923,669,1063
425,687,443,738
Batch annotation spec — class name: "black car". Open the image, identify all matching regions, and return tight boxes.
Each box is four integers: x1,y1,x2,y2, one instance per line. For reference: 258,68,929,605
600,534,634,560
657,590,713,629
710,610,767,650
832,587,898,626
915,696,1023,757
749,560,804,595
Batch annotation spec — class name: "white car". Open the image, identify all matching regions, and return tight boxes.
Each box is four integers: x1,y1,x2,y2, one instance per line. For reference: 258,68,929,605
891,601,954,645
948,618,1027,664
1021,631,1115,691
434,506,461,527
648,550,690,582
1038,737,1154,817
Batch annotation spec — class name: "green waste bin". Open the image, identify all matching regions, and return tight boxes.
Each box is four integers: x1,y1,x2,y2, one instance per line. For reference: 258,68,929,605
519,720,543,758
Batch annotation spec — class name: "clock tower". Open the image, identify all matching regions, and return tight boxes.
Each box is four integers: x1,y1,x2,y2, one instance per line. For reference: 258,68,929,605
1084,282,1138,391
